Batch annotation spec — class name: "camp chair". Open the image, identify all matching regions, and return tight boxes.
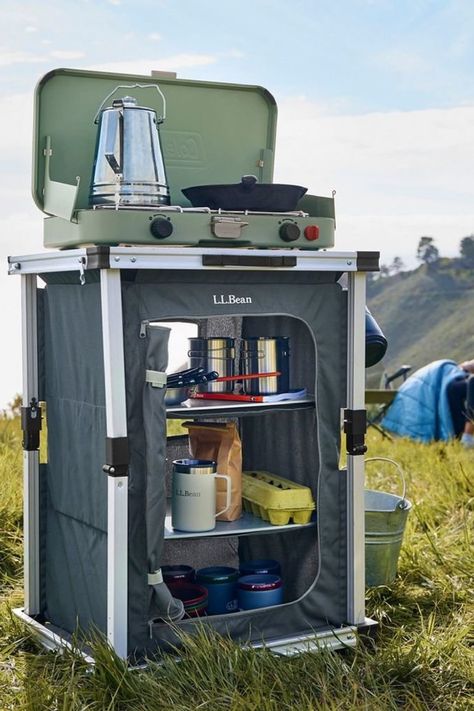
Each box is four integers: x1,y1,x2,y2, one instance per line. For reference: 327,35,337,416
366,364,412,439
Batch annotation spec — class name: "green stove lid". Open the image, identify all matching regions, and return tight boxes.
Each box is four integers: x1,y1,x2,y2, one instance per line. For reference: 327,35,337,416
32,68,277,218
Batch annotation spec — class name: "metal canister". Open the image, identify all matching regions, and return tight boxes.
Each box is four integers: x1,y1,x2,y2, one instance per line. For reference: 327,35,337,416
240,337,290,395
188,337,235,392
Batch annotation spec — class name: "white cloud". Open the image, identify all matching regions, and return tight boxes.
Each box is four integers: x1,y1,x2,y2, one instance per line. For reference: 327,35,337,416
148,32,162,42
377,48,431,76
274,97,474,266
275,97,474,209
25,25,38,33
49,50,85,60
87,53,218,75
0,50,46,67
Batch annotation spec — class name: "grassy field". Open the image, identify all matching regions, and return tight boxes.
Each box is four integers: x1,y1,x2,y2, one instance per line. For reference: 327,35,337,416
0,415,472,710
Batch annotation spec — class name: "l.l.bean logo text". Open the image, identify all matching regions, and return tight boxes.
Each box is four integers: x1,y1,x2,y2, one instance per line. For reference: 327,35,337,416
213,294,253,305
162,131,206,166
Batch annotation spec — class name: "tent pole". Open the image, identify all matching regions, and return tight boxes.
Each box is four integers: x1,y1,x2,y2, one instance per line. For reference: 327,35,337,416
346,271,366,624
21,274,40,616
100,268,128,659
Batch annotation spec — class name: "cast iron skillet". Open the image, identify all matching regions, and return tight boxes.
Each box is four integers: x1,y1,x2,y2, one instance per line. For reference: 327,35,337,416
182,175,307,212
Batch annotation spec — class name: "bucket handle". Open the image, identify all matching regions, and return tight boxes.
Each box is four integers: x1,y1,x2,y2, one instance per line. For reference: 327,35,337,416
365,457,409,510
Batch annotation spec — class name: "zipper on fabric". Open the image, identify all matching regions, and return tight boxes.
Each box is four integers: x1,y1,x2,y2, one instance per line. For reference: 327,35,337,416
139,320,151,338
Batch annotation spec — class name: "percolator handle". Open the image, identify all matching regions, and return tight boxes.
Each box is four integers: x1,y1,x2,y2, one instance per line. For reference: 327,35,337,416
364,456,408,508
93,83,167,124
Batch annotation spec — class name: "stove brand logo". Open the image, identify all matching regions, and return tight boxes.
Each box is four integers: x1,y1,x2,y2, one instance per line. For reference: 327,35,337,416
213,294,252,305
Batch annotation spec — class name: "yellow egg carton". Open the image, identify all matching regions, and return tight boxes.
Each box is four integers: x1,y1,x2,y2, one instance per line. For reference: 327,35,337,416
242,470,316,526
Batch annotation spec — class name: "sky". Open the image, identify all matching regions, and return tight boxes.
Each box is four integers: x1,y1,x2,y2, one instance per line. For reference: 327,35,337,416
1,0,474,407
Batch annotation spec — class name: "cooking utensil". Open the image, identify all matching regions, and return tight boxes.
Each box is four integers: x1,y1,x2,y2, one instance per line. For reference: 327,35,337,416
182,175,307,212
240,337,290,394
188,338,235,393
213,371,281,383
90,84,169,208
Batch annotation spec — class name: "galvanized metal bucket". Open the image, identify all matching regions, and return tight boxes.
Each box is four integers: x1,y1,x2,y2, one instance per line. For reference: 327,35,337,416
365,457,412,587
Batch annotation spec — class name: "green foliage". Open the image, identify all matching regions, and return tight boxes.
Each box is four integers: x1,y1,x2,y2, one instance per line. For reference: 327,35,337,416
459,235,474,267
416,236,440,266
0,421,472,709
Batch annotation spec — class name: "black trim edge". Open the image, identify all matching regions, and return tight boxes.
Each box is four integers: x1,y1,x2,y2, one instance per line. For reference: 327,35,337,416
85,246,111,270
103,436,129,477
202,255,297,268
343,408,367,456
356,251,380,272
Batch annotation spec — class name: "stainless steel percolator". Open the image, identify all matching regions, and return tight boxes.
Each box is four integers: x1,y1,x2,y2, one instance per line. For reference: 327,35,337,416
89,84,170,208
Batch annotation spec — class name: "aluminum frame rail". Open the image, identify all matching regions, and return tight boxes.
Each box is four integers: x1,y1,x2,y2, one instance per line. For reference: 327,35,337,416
8,246,365,276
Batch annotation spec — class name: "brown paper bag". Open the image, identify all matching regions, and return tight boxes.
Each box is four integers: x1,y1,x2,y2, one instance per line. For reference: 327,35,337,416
182,422,242,521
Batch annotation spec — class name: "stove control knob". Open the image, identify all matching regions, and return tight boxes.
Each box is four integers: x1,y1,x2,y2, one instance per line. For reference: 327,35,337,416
279,222,300,242
150,217,173,239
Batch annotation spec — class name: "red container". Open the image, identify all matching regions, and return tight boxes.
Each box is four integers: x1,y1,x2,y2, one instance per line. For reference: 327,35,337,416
168,582,208,617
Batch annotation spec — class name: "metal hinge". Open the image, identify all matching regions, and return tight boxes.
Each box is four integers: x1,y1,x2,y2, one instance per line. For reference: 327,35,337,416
21,398,42,451
103,436,129,477
343,409,367,456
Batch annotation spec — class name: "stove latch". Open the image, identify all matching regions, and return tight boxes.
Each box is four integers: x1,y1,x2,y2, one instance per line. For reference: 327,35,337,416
210,215,249,239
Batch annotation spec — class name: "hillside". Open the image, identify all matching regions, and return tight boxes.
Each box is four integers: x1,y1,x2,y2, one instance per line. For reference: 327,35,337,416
366,258,474,384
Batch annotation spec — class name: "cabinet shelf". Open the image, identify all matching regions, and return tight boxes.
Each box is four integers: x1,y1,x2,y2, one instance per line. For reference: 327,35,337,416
164,509,316,540
166,397,315,418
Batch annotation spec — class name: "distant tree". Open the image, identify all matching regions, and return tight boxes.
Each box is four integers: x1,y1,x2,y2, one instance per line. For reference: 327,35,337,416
460,235,474,267
390,256,405,275
379,264,390,278
416,236,439,266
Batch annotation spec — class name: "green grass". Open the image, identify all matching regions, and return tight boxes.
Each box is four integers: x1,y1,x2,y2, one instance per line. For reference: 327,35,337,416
0,417,473,710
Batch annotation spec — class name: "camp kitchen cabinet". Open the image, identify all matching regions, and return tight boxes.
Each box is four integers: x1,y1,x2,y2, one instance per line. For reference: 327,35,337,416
10,245,376,660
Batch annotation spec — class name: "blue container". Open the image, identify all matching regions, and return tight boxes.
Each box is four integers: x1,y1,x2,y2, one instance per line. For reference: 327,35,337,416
239,559,281,577
365,308,387,368
237,574,284,610
195,566,239,615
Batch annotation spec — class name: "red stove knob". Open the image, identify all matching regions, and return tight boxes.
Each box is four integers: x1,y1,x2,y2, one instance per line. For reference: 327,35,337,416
150,217,173,239
304,225,320,241
279,222,300,242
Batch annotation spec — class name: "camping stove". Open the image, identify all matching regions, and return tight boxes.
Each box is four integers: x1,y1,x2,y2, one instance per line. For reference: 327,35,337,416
44,205,335,250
